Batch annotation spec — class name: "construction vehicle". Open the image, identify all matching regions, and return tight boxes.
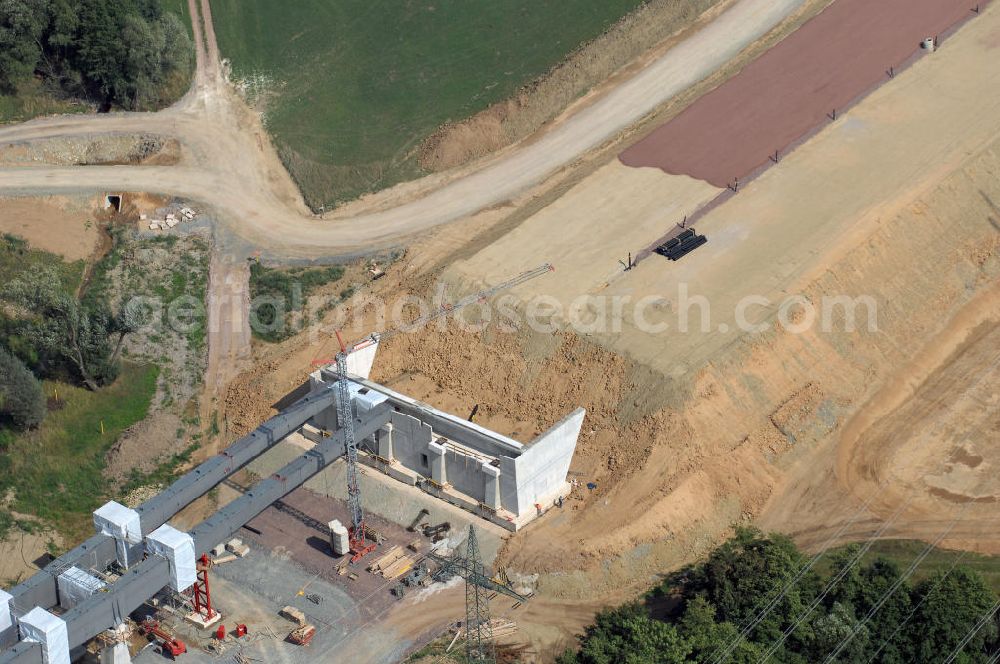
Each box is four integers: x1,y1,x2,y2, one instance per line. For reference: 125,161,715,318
325,264,555,565
422,521,451,542
140,618,187,659
287,624,317,646
407,508,430,532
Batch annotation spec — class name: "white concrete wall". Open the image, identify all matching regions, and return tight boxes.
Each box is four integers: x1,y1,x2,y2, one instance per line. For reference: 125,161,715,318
508,408,585,516
386,411,434,473
0,589,12,632
304,371,583,521
443,449,490,503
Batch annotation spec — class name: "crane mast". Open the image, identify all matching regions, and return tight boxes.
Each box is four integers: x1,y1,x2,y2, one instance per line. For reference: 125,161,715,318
334,331,376,562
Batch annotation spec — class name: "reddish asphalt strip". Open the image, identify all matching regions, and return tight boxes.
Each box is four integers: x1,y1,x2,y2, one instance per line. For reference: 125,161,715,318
619,0,978,188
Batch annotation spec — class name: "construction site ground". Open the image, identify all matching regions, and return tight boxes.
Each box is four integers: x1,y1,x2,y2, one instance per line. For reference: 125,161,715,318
151,437,511,663
4,0,1000,661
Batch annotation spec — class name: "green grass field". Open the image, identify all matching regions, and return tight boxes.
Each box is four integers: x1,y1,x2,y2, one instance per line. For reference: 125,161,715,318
209,0,646,209
248,262,345,342
0,363,159,540
822,540,1000,596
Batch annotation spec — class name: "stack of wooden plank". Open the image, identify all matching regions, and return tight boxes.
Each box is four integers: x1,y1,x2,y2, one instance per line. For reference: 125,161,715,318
489,618,518,639
367,546,403,574
381,556,414,580
367,545,414,579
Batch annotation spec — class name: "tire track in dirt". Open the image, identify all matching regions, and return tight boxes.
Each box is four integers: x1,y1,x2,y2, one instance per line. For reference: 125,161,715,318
204,252,251,396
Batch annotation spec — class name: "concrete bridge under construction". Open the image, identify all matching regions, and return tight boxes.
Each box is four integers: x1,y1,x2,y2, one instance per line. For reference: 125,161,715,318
0,341,583,664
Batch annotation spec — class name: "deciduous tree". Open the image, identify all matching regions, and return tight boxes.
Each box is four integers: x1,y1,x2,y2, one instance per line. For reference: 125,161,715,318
0,347,46,430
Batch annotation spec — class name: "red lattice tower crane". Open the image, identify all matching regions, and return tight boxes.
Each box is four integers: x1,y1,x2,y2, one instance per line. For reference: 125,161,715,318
328,263,554,564
334,330,378,562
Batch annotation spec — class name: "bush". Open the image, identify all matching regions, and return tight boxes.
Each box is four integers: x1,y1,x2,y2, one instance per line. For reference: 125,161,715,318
0,347,46,430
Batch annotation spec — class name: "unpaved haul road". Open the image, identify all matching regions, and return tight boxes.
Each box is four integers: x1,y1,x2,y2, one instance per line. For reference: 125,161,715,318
0,0,805,256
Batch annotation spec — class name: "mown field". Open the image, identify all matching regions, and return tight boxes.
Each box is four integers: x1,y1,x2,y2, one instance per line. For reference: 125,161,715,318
208,0,646,209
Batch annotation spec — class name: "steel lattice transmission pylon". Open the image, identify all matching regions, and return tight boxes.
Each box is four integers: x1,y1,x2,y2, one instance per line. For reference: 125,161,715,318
429,527,532,664
464,526,495,664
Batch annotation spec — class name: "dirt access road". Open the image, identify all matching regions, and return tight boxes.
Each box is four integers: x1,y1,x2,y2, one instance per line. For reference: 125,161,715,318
0,0,808,257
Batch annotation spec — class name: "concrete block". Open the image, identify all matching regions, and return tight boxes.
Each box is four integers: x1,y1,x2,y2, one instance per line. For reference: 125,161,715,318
377,424,394,460
57,567,106,610
329,520,349,556
509,408,585,517
355,389,388,419
225,539,250,558
94,501,143,569
345,337,379,379
482,463,501,510
101,642,131,664
185,609,222,629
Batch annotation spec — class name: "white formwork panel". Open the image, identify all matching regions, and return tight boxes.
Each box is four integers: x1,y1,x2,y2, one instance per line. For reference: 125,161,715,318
345,337,379,379
93,501,142,569
57,566,106,610
146,525,197,592
354,388,388,419
19,607,70,664
0,588,12,632
93,501,142,542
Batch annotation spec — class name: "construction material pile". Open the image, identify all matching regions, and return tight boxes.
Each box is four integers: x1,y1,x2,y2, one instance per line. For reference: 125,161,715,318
367,545,415,580
143,206,198,231
654,228,707,261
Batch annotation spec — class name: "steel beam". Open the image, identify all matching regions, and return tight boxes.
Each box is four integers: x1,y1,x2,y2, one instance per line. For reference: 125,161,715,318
3,388,335,621
0,402,388,664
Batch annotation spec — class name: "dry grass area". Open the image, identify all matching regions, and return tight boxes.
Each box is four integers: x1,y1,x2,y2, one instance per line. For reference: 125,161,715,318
0,196,102,261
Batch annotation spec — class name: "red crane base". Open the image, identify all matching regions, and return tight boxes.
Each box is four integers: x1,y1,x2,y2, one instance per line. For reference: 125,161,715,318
349,528,376,563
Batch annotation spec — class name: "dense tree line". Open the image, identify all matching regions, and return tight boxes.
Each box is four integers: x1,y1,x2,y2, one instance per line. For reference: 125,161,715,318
559,529,1000,664
0,0,192,109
